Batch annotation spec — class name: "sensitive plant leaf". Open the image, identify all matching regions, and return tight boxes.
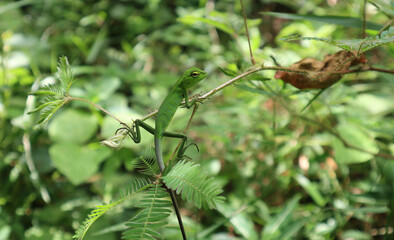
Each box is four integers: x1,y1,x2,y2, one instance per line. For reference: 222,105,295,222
35,100,67,128
73,199,124,240
28,90,59,96
29,56,76,128
279,26,394,53
122,184,171,240
368,0,394,17
27,99,65,114
119,178,153,199
57,56,74,94
261,12,383,31
162,160,225,209
73,178,152,240
133,148,160,176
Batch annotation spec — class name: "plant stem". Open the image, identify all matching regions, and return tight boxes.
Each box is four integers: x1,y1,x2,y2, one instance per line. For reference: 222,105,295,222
137,64,393,122
362,0,367,38
166,104,201,240
167,187,187,240
240,0,255,65
65,96,127,125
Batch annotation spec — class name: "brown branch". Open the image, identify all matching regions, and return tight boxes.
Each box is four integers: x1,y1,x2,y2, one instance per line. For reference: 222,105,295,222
137,65,393,122
66,96,127,125
240,0,255,65
362,0,367,38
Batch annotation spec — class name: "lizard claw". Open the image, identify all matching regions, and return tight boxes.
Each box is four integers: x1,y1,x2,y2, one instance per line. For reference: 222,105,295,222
186,143,200,153
180,142,199,155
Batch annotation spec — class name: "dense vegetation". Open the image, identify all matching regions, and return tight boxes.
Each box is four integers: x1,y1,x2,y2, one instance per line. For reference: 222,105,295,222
1,0,393,239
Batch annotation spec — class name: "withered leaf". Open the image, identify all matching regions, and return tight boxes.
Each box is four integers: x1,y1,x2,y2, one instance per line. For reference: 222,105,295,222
275,50,366,89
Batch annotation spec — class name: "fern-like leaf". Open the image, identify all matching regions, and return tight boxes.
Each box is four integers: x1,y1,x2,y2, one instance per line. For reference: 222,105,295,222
57,56,74,95
29,56,75,128
162,160,225,209
73,178,152,240
280,26,394,53
119,178,153,199
34,100,67,128
133,148,160,176
122,184,172,240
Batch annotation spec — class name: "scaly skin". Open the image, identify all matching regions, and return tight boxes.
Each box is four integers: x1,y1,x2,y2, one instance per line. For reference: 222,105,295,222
128,67,207,172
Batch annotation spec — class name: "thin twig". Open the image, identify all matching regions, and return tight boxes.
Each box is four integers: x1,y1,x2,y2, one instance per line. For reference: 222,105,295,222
136,65,393,122
166,186,188,240
240,0,256,65
378,20,393,36
66,96,127,125
362,0,367,38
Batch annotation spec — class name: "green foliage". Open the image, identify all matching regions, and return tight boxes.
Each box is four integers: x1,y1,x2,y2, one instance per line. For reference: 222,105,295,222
74,178,152,240
163,160,225,209
28,56,73,128
261,12,383,30
280,26,394,53
369,0,394,17
123,184,172,240
133,149,160,176
2,0,393,239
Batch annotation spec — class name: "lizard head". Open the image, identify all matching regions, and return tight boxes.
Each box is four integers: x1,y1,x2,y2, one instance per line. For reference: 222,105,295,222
181,67,207,88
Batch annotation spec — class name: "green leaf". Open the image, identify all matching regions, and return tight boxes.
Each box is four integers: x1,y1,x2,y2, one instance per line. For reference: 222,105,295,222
48,109,98,144
28,100,64,114
133,148,160,176
73,178,152,240
218,67,238,77
57,56,74,95
216,203,258,240
35,100,67,128
178,16,235,35
261,195,301,240
333,122,378,164
0,0,38,15
28,90,59,96
279,26,394,53
261,12,383,31
122,184,171,240
368,0,394,17
236,84,272,96
294,174,327,207
162,160,225,209
342,230,371,240
49,143,111,185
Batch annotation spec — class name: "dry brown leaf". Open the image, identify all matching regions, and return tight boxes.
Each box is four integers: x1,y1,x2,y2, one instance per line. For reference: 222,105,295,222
275,50,367,89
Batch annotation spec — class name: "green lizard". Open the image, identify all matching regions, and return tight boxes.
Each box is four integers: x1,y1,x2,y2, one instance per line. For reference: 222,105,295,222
127,67,207,173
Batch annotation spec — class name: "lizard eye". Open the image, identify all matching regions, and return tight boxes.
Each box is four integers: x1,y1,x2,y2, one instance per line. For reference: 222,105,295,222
191,72,200,77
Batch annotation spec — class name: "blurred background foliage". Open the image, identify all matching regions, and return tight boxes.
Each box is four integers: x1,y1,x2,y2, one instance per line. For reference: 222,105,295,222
0,0,393,239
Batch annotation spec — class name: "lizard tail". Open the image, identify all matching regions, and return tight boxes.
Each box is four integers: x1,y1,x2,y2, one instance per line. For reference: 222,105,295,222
154,136,165,173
